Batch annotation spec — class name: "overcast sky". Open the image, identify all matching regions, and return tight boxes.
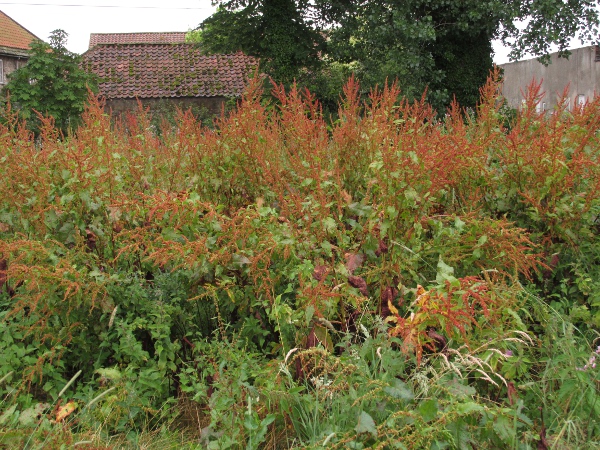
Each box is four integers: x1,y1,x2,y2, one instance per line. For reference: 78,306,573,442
2,0,521,63
1,0,216,54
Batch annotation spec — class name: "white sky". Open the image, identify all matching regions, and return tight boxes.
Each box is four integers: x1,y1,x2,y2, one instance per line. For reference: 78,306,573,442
0,0,546,63
0,0,216,54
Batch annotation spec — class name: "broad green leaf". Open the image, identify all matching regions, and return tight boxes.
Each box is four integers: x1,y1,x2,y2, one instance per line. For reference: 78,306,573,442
355,411,377,437
383,379,414,401
322,217,337,233
436,257,459,287
455,402,485,415
0,404,17,425
418,399,438,422
493,415,515,443
454,216,465,231
446,379,476,398
446,419,472,450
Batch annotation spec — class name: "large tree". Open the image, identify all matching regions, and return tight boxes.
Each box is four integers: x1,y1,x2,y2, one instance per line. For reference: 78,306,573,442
2,30,97,133
195,0,599,109
327,0,600,107
191,0,327,84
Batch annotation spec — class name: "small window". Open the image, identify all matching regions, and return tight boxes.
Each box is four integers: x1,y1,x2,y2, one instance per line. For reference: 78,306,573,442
596,46,600,61
542,102,547,111
0,59,4,84
578,94,586,106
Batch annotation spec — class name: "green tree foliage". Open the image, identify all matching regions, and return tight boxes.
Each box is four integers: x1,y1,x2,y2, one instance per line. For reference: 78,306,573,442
1,29,97,133
195,0,599,110
191,0,327,84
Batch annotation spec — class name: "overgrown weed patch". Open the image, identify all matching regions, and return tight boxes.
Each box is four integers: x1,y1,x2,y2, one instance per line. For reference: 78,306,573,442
1,72,599,448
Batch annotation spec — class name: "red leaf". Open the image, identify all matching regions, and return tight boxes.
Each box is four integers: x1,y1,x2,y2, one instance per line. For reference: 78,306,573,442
427,328,447,352
348,275,368,296
381,286,398,304
0,259,7,288
85,229,97,251
345,253,364,274
313,265,329,281
375,239,389,257
507,381,518,406
306,327,318,348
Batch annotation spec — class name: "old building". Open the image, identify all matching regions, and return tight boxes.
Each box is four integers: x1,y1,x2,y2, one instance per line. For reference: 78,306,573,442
500,45,600,112
0,10,39,87
82,33,258,117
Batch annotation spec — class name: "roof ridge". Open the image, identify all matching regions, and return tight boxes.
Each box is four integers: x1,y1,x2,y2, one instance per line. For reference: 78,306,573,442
88,31,188,49
90,31,186,35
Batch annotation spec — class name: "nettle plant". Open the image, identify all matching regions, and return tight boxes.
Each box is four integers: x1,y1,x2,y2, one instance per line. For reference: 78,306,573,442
0,71,599,448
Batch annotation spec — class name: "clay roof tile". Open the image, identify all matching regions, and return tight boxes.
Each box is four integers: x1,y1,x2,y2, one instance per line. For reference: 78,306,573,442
88,32,186,49
0,10,40,52
83,43,258,99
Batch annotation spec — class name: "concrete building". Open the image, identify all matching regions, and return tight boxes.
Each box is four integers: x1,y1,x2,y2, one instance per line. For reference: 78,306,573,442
0,10,40,87
500,45,600,112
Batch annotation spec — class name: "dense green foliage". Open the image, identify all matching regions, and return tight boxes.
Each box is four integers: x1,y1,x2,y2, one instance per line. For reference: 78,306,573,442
0,75,599,448
1,30,97,134
193,0,599,110
189,0,326,84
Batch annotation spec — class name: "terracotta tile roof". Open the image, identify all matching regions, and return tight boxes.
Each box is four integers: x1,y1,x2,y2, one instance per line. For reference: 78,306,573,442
83,44,258,99
89,32,186,49
0,10,40,52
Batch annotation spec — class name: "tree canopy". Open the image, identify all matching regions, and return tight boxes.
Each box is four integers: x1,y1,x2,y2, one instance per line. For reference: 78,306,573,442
190,0,327,84
193,0,599,110
1,30,97,133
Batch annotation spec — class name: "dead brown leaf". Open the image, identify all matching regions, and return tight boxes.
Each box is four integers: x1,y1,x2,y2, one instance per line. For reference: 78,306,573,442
54,401,77,423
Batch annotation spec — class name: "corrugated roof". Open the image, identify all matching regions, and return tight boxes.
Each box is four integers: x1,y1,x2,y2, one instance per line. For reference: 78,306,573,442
82,44,258,99
0,10,40,51
89,32,186,49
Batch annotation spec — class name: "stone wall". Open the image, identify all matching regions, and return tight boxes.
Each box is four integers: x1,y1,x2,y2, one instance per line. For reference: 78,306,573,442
104,96,232,119
500,46,600,112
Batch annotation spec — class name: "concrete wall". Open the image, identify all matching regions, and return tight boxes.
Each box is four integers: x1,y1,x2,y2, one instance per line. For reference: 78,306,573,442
500,45,600,111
